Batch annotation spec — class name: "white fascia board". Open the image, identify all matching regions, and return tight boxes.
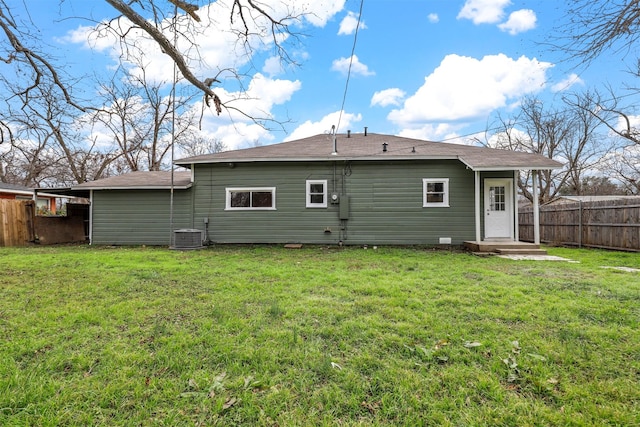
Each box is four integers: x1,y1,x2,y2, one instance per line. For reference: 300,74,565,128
457,156,564,171
74,184,193,191
469,165,563,172
3,189,67,198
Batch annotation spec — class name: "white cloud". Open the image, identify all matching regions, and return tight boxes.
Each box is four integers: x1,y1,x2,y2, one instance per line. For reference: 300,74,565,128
616,114,640,134
189,73,300,149
61,25,118,51
498,9,537,35
201,122,275,151
338,11,366,35
398,124,467,143
208,73,301,122
388,53,552,126
371,88,406,107
551,73,584,92
299,0,347,27
486,128,530,149
285,110,362,141
457,0,511,25
263,56,284,76
427,13,439,24
331,55,375,76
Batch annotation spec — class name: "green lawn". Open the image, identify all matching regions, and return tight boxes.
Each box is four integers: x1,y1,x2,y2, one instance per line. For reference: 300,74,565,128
1,245,638,426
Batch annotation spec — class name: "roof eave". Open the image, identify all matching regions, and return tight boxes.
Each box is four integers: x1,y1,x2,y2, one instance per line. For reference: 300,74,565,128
176,155,463,166
469,165,564,171
2,188,71,198
72,184,193,191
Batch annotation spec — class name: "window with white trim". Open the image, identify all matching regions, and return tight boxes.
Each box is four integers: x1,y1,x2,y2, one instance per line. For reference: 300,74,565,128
306,180,327,208
423,179,449,207
225,187,276,210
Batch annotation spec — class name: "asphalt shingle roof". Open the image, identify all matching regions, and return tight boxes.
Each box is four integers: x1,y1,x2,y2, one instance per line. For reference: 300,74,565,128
72,171,192,190
0,182,32,192
175,133,563,171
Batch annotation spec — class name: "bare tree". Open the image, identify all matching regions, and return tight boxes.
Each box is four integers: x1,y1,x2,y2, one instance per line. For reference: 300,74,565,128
560,176,629,196
1,0,304,116
554,0,640,67
0,1,85,111
0,79,121,186
179,133,226,157
0,122,54,186
90,66,201,172
485,96,606,203
565,88,640,146
598,145,640,194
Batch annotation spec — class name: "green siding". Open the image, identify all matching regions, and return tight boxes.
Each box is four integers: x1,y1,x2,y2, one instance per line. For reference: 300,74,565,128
192,160,478,245
91,189,193,245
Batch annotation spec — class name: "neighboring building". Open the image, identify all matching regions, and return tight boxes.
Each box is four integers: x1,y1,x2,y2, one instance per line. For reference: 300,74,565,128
71,132,562,246
0,182,60,214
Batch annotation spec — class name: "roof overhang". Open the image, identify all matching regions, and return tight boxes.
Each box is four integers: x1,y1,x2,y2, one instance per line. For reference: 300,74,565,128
35,187,91,198
177,155,467,167
72,183,193,191
177,155,564,172
11,188,87,199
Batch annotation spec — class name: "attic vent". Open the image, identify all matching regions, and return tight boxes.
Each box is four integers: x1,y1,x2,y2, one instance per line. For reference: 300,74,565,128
172,229,203,250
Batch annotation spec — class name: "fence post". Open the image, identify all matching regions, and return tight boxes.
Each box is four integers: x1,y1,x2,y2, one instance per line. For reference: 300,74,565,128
578,200,582,248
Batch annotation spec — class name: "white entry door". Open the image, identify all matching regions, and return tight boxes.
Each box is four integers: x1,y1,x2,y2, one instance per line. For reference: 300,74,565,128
484,179,513,240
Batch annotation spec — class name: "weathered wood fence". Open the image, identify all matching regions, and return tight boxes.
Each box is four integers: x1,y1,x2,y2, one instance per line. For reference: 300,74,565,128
0,199,35,246
519,198,640,251
0,199,88,247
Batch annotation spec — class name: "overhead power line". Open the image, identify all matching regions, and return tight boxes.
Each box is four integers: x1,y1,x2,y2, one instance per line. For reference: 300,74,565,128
336,0,365,134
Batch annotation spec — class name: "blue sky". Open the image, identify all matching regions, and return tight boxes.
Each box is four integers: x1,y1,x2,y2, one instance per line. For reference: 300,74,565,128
6,0,636,151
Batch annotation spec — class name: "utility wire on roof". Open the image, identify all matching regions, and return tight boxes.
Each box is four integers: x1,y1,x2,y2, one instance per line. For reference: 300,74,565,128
336,0,365,134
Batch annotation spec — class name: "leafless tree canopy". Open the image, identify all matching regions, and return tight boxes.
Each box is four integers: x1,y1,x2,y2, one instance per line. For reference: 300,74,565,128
0,0,306,186
484,96,608,203
0,0,86,111
1,0,303,113
555,0,640,66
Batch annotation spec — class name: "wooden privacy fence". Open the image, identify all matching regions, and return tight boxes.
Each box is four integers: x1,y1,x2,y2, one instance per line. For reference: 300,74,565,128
1,200,88,247
519,198,640,251
0,199,35,246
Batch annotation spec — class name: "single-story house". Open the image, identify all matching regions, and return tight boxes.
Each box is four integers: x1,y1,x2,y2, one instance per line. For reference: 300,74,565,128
70,132,562,247
0,182,61,214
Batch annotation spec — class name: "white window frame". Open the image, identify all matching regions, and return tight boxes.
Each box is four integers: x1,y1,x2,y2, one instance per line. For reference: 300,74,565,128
225,187,276,210
306,179,328,208
422,178,450,208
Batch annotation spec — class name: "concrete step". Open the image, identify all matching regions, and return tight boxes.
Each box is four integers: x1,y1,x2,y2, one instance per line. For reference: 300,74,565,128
495,248,548,255
464,241,542,253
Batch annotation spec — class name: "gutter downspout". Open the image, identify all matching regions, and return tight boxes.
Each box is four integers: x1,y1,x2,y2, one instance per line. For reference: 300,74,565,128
89,189,94,245
475,170,481,242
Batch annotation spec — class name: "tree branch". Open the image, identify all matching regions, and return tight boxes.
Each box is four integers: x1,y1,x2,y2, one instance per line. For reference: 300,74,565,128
104,0,222,115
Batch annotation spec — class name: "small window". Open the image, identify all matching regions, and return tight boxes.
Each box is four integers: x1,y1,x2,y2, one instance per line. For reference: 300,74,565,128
226,187,276,210
306,180,327,208
423,179,449,207
489,186,506,211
